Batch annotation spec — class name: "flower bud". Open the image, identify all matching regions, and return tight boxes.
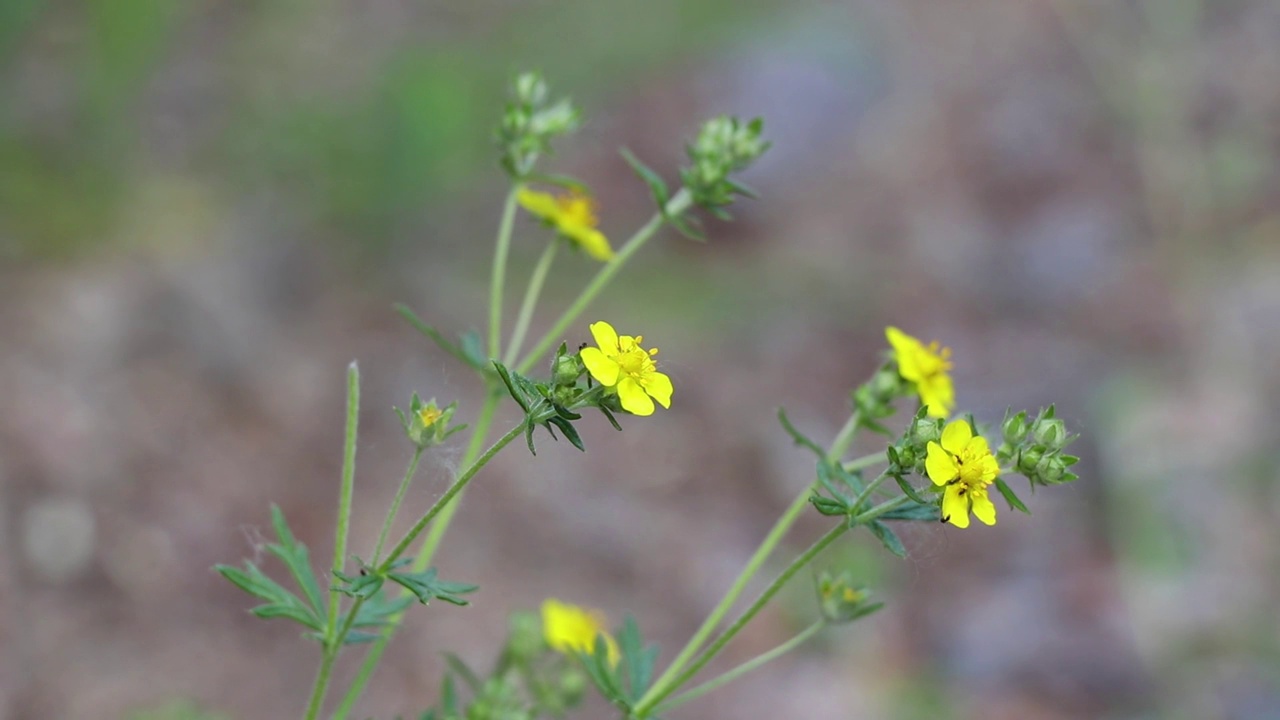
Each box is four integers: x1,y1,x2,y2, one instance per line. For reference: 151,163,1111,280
556,667,587,707
506,611,543,663
553,352,582,387
1017,447,1043,476
816,572,880,624
513,72,548,107
1002,411,1029,446
908,414,943,448
1032,418,1066,448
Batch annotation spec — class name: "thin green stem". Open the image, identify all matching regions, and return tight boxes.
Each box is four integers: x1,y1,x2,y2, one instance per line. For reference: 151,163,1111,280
331,391,502,720
851,495,912,524
826,410,861,462
489,185,522,358
637,408,861,712
843,450,886,473
371,447,425,566
306,363,360,720
850,471,891,515
377,420,523,573
635,523,850,717
514,189,691,375
326,363,361,634
503,239,559,366
653,620,825,715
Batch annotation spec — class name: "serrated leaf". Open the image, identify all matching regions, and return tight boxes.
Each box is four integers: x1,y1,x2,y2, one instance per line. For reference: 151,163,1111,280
866,520,907,558
994,477,1030,514
620,148,670,209
777,408,824,459
250,602,323,631
332,569,386,599
267,505,324,613
387,568,479,606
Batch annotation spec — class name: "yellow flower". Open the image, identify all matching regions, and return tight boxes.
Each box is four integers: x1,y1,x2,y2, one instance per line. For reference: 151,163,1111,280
417,404,443,428
579,321,673,417
541,598,620,665
517,188,614,261
925,419,1000,528
885,326,954,418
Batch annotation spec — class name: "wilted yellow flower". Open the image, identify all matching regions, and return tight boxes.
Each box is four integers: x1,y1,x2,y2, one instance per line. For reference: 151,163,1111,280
926,419,1000,528
580,321,673,416
517,188,614,261
541,598,619,665
885,326,954,418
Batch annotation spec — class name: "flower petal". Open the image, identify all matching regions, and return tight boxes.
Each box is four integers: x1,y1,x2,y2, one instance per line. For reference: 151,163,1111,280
589,321,619,353
886,326,923,382
940,419,972,454
640,371,673,408
971,489,997,526
920,375,954,418
616,377,655,416
517,189,562,220
580,347,619,386
925,441,958,485
941,485,970,528
566,227,614,262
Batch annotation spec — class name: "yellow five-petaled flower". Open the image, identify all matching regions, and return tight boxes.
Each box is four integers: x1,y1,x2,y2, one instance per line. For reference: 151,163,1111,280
926,419,1001,528
517,188,614,261
541,598,620,665
886,326,954,418
580,321,673,416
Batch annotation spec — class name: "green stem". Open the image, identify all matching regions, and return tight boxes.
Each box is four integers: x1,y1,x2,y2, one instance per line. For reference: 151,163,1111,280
637,409,861,712
843,450,886,473
653,620,825,715
635,523,850,717
371,447,425,566
826,410,861,462
376,420,523,573
851,495,913,524
514,189,691,375
489,185,523,358
331,391,501,720
306,363,360,720
850,471,891,515
503,239,559,366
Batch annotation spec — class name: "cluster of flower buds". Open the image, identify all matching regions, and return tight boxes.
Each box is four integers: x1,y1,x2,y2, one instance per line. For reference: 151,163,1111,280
680,116,770,214
394,394,464,449
886,408,945,477
998,406,1080,486
497,72,581,178
853,362,912,424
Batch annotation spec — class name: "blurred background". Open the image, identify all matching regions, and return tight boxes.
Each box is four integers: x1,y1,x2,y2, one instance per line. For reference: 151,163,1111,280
2,1,1279,718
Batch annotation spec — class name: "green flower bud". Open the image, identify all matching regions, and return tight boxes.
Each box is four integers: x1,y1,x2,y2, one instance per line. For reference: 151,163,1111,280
396,395,461,448
513,72,548,107
553,352,582,387
1032,418,1066,448
816,572,881,624
506,611,543,663
556,667,587,708
1002,411,1029,446
681,116,769,211
1017,446,1044,476
908,414,943,448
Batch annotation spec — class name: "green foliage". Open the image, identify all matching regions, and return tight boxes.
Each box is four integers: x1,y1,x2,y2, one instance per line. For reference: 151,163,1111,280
215,505,326,637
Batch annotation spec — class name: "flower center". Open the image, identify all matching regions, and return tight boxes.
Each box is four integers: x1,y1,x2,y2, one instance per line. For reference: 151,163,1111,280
557,193,599,229
613,336,658,378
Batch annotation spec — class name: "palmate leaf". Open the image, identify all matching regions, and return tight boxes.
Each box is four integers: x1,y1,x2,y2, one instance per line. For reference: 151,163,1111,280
215,505,325,636
388,567,479,606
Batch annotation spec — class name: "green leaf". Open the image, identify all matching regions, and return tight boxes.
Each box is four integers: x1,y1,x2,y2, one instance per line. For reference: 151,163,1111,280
387,567,480,606
524,172,589,193
892,475,931,505
600,406,623,431
620,148,670,209
810,496,849,517
667,211,707,242
865,520,907,558
994,477,1030,514
547,416,586,452
266,505,324,613
618,615,657,702
777,408,824,459
395,304,483,371
332,568,386,599
459,331,487,372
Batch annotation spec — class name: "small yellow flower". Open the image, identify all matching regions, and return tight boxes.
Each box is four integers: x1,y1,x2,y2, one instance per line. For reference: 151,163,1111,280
541,598,620,665
926,419,1000,528
580,321,673,416
417,404,444,428
885,326,954,418
517,188,614,261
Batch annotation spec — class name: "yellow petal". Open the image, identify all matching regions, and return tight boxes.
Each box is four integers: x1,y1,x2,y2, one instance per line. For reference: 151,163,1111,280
940,419,972,454
885,326,923,382
640,371,673,408
925,441,958,485
589,321,619,353
920,375,954,418
965,434,991,458
941,485,970,528
580,347,619,386
566,226,614,262
971,489,997,526
616,377,655,416
517,189,562,220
